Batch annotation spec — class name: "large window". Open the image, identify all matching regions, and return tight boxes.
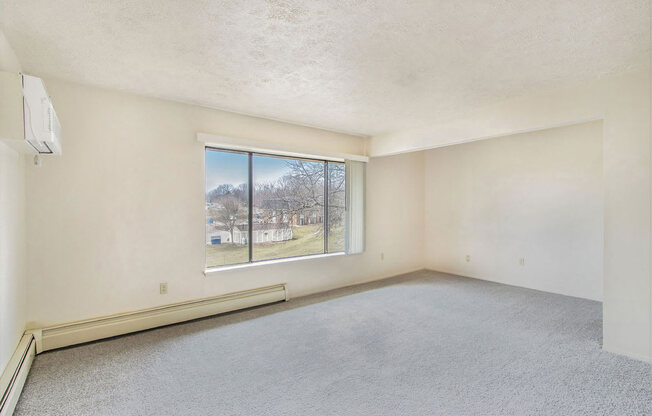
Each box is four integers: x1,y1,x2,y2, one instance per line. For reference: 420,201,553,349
205,150,249,267
205,148,346,268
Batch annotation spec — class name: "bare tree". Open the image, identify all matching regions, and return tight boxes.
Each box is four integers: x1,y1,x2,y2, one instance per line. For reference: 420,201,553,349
256,160,322,231
327,163,345,227
252,160,348,231
211,195,245,244
247,160,348,238
207,183,248,204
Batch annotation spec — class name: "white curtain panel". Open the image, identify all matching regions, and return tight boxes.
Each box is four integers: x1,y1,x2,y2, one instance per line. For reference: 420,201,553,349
345,160,365,254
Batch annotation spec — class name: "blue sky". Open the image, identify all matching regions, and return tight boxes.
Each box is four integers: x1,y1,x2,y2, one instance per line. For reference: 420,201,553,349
205,150,294,192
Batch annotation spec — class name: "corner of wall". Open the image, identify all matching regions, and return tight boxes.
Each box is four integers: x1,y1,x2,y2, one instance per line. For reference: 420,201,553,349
0,28,26,378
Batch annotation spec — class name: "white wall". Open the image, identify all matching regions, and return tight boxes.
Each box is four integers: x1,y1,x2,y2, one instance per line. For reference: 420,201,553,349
25,79,425,328
15,43,649,363
370,69,651,362
0,142,27,376
0,30,26,375
425,121,604,301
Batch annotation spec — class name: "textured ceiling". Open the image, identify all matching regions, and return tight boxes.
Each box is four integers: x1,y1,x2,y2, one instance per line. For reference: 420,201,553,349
1,0,649,136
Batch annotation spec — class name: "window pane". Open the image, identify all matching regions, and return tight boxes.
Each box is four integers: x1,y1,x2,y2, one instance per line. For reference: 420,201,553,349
328,162,346,252
252,155,325,261
205,149,249,267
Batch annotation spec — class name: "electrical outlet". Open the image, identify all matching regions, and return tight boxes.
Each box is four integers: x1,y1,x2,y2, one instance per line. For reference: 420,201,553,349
380,252,385,261
465,254,471,262
519,258,525,266
160,282,168,294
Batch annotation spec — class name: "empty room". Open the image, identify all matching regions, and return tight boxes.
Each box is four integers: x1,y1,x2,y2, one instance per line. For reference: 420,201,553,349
0,1,650,415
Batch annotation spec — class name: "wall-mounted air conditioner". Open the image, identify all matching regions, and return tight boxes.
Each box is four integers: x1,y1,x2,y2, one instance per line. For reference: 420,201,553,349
0,71,61,155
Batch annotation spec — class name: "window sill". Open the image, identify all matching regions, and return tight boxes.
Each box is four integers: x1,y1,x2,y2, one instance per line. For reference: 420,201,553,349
204,252,346,275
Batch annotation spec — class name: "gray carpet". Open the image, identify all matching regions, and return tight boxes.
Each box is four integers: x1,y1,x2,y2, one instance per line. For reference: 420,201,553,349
15,271,652,415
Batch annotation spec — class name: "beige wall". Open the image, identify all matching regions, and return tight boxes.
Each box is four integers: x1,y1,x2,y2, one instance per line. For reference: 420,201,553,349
25,79,424,327
0,142,27,376
370,69,652,362
0,30,26,375
425,121,604,301
10,36,648,365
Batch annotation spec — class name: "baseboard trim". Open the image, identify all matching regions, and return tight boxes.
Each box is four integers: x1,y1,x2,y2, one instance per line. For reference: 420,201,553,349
424,268,602,301
602,345,651,363
428,268,651,364
30,284,288,353
0,334,36,416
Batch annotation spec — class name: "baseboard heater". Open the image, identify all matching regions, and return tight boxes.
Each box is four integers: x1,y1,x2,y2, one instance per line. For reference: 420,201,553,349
0,334,36,416
29,284,289,353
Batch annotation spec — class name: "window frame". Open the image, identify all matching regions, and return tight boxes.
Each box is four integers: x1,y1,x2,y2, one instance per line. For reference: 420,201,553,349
205,146,346,271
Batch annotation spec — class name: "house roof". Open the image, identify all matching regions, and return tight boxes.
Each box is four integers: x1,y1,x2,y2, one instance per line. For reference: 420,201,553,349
238,223,291,231
206,224,230,232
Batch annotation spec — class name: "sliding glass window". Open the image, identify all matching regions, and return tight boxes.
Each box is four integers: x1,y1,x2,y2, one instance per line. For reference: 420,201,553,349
205,148,345,268
205,150,250,268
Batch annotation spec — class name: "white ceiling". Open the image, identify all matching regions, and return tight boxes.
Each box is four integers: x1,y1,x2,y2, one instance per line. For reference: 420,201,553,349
1,0,649,137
